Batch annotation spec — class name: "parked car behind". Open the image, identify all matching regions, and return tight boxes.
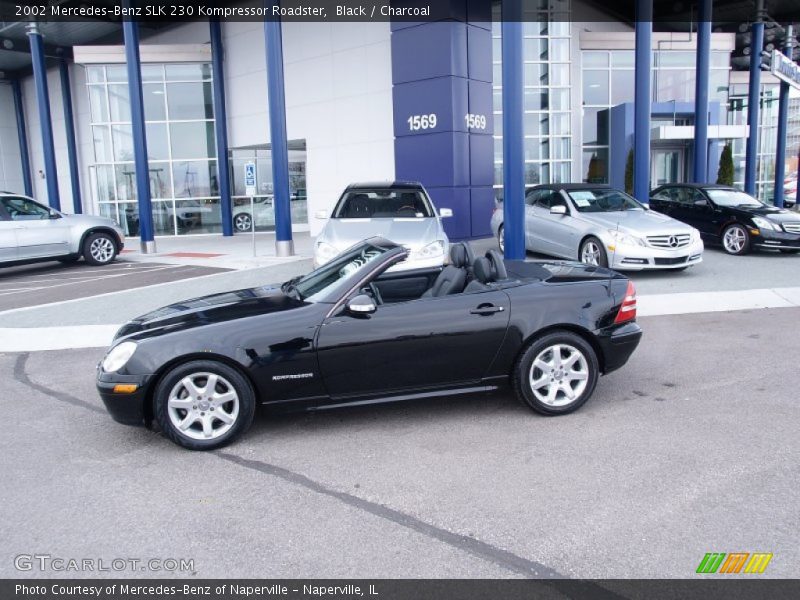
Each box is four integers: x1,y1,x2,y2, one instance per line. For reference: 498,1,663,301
0,192,125,267
649,184,800,255
314,181,452,271
491,184,703,270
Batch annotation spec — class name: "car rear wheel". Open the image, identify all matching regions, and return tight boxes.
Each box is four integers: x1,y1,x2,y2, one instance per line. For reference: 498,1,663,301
497,225,505,253
579,236,608,267
722,224,750,255
234,212,252,232
513,331,599,415
83,232,118,266
154,360,255,450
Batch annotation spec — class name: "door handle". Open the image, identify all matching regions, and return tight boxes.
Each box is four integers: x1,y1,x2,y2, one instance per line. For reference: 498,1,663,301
470,304,504,315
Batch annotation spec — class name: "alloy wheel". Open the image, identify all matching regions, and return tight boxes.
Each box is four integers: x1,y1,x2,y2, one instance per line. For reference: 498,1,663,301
166,372,240,440
529,343,589,407
235,213,252,232
498,226,505,253
580,241,601,265
723,226,747,254
90,236,115,264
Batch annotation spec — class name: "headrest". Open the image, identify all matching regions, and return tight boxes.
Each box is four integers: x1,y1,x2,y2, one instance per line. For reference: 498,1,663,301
473,257,493,283
450,243,468,268
486,249,508,280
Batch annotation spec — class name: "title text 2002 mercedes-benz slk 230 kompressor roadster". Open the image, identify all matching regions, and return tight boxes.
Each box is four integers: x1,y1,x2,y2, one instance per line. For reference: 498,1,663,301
97,238,642,450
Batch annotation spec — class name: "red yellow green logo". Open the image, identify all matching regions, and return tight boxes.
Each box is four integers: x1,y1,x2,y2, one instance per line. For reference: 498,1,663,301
696,552,773,574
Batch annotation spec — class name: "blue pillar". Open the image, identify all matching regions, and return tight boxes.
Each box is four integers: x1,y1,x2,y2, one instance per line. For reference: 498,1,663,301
59,60,82,214
264,3,293,256
210,20,233,236
501,0,525,260
692,0,711,183
773,25,793,209
27,24,60,210
123,14,156,253
11,79,33,197
744,13,765,195
633,1,652,204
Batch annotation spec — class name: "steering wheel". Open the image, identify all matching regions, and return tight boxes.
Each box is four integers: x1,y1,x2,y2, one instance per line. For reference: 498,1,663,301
369,282,383,305
397,205,416,213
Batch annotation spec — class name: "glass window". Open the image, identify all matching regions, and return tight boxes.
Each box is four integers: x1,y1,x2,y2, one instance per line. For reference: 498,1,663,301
151,200,176,235
553,161,570,183
143,83,167,121
552,137,570,160
525,62,549,85
711,52,730,68
172,160,218,198
1,196,52,220
550,88,569,111
167,82,214,120
549,21,570,37
165,63,212,81
332,190,434,219
525,113,549,136
169,122,216,159
108,84,130,123
524,38,549,61
583,52,608,68
86,66,105,83
524,89,548,111
92,126,112,163
94,165,116,202
611,70,635,104
111,124,134,161
583,149,608,183
149,161,171,198
106,65,127,82
583,70,608,105
611,51,635,68
710,69,729,103
146,122,169,160
493,63,502,85
582,108,608,145
549,39,569,62
114,163,137,202
655,69,695,102
657,52,695,67
141,64,164,82
88,86,108,123
550,63,569,86
550,112,570,135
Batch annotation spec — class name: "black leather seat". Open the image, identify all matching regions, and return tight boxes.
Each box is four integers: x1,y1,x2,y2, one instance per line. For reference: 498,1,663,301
463,257,493,293
422,244,469,297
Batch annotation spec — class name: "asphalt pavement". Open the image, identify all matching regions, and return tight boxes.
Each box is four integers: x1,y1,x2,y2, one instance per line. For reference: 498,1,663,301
1,308,797,579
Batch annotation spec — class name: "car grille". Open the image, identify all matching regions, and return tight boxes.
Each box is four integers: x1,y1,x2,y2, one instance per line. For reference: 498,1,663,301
647,233,691,249
654,256,688,265
783,223,800,234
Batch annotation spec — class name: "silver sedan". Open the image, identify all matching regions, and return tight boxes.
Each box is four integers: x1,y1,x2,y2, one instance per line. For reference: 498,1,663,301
0,193,125,267
490,184,704,271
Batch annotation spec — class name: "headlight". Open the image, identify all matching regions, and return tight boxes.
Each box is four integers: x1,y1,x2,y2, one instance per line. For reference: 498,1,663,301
607,229,645,247
752,217,777,231
412,240,445,259
315,242,339,263
690,228,701,242
102,341,137,373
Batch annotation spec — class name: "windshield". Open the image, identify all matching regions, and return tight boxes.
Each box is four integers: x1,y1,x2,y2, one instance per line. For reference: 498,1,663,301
333,189,434,219
706,189,763,208
566,189,643,212
288,242,391,302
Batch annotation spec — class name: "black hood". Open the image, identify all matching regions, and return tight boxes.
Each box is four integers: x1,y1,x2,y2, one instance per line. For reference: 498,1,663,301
115,284,306,340
729,204,800,225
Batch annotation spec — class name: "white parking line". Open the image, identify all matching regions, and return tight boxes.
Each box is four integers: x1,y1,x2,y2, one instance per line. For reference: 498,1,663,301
0,265,183,297
0,264,187,288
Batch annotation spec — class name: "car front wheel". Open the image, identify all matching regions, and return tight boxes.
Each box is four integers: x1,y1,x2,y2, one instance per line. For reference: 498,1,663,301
234,213,253,232
513,331,599,415
83,232,118,266
722,224,750,255
154,360,255,450
497,224,505,253
579,236,608,267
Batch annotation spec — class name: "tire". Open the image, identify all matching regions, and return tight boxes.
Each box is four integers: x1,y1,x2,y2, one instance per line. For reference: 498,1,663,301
154,360,256,451
234,212,253,232
82,232,118,266
513,331,599,416
579,236,608,267
721,224,750,255
779,249,800,254
497,224,505,253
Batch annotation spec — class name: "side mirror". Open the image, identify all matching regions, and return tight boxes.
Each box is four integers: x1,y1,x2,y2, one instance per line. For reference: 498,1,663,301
439,208,453,218
315,210,328,219
346,294,376,315
550,205,567,216
693,199,709,208
49,209,61,219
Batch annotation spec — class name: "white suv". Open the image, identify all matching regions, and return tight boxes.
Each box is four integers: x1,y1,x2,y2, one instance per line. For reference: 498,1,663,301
0,192,126,267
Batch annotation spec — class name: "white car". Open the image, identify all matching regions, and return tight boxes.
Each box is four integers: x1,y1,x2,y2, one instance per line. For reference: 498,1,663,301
0,192,125,267
314,181,452,271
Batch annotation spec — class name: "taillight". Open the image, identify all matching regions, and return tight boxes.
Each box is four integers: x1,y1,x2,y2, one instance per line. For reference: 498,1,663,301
614,280,637,324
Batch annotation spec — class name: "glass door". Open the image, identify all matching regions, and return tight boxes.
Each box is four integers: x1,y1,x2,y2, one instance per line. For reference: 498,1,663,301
651,148,684,187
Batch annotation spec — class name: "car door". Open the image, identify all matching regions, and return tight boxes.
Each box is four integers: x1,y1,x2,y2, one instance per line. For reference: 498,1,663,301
649,187,679,216
0,204,19,262
315,288,510,401
523,189,545,252
683,188,717,236
0,197,71,259
529,190,575,258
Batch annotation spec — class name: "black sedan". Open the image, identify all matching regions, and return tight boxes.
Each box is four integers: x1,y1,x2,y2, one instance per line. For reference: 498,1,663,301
97,238,642,450
650,184,800,255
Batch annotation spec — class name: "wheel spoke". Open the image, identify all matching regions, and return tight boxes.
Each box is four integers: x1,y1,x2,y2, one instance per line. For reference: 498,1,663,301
545,384,558,404
168,397,193,409
181,376,202,398
179,412,197,431
214,409,234,425
212,391,236,405
530,374,549,389
202,416,214,438
204,374,219,395
567,370,588,381
561,382,576,400
551,345,562,369
533,358,551,372
563,351,580,369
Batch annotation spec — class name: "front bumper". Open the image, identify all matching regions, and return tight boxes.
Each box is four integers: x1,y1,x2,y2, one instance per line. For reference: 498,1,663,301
96,367,153,426
597,322,643,374
752,228,800,250
608,239,704,271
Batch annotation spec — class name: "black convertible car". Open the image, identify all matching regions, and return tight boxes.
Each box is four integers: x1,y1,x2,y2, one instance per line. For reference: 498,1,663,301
97,238,642,450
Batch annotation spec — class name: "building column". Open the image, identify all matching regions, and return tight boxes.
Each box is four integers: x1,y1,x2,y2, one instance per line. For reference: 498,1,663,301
264,4,293,256
773,24,793,208
501,0,525,259
11,79,33,197
123,16,156,253
59,60,82,214
692,0,712,183
26,23,60,210
633,0,652,204
210,19,233,236
744,0,765,196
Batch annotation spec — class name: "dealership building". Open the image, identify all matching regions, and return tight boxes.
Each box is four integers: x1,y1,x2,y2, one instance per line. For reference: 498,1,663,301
0,0,798,247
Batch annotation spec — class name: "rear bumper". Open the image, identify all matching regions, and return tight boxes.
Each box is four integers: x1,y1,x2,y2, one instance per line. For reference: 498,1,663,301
597,322,643,374
96,369,153,426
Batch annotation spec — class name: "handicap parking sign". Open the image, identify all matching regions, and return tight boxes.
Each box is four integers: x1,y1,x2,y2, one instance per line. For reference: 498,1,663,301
245,162,256,196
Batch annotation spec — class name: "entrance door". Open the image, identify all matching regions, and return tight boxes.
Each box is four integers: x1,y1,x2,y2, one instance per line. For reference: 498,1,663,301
651,148,684,187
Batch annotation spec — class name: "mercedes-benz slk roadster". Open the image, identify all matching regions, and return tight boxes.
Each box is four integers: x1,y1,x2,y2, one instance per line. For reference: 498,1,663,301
491,184,704,271
97,238,642,450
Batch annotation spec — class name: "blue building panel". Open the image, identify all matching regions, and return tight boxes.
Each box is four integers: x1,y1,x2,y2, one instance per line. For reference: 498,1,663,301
469,134,494,186
395,132,470,188
467,24,493,83
392,77,469,136
469,186,495,238
391,21,468,84
425,186,472,240
467,79,493,135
